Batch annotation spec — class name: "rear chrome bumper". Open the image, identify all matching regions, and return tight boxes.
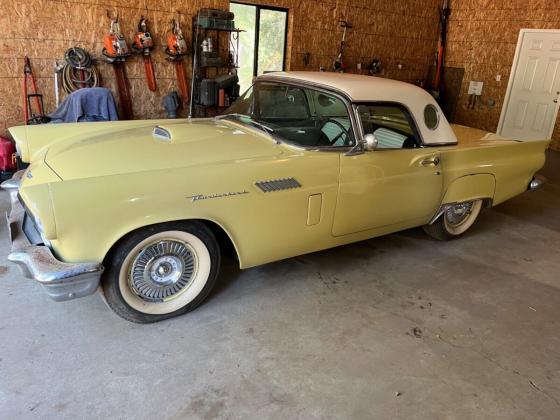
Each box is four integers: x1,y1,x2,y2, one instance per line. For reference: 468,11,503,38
528,174,546,191
2,172,104,302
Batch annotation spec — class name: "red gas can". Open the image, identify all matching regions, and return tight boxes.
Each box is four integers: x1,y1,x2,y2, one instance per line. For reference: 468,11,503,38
0,136,16,181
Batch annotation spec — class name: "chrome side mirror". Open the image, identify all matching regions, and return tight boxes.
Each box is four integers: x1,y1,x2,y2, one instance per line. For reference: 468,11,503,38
363,133,378,151
345,133,378,156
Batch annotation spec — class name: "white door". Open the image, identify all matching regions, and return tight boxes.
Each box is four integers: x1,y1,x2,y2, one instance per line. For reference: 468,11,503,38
499,30,560,140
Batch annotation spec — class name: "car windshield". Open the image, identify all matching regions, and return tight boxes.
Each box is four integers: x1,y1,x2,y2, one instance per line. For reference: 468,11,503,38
221,81,355,148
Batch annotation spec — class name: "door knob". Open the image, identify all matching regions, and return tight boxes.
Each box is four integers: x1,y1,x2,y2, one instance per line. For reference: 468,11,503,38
554,99,558,103
421,156,440,166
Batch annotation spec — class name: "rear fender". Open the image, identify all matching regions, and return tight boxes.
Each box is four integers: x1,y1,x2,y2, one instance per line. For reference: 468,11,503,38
442,173,496,205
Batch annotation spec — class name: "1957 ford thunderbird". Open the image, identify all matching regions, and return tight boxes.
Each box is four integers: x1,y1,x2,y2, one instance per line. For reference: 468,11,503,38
2,72,549,323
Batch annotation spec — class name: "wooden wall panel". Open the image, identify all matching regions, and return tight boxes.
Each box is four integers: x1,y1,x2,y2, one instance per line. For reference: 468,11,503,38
446,1,560,150
0,0,229,133
3,0,559,153
0,0,441,135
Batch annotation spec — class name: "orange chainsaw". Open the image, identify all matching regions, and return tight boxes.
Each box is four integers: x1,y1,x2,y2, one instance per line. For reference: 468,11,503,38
165,17,189,107
132,16,157,92
102,13,133,120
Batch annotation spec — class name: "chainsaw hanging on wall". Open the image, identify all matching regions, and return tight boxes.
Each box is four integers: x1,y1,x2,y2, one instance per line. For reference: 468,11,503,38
132,16,157,92
165,16,189,107
102,12,133,120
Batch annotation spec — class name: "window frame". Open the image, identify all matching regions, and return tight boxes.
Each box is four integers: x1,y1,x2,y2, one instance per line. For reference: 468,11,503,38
352,101,426,150
230,2,289,77
248,79,359,151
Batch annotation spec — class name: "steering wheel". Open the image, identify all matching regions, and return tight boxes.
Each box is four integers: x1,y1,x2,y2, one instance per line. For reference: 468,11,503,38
321,118,351,146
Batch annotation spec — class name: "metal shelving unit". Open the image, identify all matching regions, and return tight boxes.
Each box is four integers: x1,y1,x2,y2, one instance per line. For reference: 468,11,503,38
189,11,242,118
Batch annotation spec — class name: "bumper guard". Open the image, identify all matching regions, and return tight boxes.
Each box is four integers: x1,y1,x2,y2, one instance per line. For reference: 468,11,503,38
528,174,546,191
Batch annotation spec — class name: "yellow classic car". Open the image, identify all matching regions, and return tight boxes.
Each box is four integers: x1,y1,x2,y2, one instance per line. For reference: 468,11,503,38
2,72,549,323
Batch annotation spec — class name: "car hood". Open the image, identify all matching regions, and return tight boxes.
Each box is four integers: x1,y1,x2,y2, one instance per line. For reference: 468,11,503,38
43,118,284,180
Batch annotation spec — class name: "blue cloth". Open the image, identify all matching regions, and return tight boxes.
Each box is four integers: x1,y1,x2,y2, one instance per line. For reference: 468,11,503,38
49,87,118,123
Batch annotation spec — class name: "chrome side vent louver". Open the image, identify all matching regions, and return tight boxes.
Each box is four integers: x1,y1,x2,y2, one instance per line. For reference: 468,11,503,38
153,126,171,141
255,178,301,193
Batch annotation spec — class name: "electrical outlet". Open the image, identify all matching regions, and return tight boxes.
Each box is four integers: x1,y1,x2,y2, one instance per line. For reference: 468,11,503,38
496,74,501,82
357,63,362,70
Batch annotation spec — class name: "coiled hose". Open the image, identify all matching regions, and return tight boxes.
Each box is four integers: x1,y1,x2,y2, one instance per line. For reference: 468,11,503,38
60,47,100,93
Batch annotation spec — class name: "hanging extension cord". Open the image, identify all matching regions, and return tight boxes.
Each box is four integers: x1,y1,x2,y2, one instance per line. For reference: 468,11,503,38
60,47,100,94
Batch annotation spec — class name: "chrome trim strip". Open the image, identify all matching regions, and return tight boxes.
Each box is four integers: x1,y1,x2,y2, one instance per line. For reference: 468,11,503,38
428,203,454,225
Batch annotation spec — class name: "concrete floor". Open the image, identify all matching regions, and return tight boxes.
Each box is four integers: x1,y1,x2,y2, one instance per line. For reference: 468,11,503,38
1,151,559,420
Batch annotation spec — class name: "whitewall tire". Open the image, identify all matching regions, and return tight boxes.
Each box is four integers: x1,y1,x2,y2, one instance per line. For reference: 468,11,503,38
423,199,483,241
102,221,220,323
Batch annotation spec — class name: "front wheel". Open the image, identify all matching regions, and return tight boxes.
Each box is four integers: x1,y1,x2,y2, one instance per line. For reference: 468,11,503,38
423,199,483,241
102,221,220,323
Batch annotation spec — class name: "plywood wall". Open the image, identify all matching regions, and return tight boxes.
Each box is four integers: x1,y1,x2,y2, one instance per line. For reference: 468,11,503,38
241,0,440,82
0,0,229,134
445,0,560,150
0,0,440,135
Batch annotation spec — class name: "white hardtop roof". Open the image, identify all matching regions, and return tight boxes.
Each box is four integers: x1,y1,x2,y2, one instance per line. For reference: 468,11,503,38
260,71,426,102
258,71,458,145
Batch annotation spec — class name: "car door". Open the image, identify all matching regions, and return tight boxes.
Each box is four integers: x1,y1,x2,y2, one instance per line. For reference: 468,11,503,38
332,102,443,236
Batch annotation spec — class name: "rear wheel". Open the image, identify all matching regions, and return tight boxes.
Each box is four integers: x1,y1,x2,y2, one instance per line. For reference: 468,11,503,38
102,221,220,323
423,199,483,241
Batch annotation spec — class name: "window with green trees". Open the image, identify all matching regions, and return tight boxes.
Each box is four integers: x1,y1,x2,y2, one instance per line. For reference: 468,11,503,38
230,3,288,94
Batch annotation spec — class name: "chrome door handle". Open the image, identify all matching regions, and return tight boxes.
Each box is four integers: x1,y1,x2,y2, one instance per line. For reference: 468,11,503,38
421,156,440,166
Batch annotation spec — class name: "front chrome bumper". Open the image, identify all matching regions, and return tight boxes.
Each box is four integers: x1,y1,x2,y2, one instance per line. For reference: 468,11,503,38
2,171,104,302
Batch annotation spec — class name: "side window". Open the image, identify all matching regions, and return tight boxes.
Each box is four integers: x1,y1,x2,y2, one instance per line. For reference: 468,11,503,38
357,104,420,149
310,91,353,147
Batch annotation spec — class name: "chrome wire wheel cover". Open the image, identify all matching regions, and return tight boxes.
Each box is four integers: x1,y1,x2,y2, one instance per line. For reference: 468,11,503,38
129,240,198,302
445,202,474,227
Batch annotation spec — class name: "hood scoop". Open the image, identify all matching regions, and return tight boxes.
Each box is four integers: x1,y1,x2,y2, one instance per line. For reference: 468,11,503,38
153,126,172,142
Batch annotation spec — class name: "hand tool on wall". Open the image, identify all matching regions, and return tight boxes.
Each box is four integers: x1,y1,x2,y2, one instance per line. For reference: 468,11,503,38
431,0,451,99
165,16,189,107
132,16,157,92
333,20,352,72
22,56,48,125
367,59,382,76
102,12,133,120
54,61,64,107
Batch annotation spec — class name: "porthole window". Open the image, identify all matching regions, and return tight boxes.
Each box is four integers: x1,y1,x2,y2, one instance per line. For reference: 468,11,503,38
424,104,439,130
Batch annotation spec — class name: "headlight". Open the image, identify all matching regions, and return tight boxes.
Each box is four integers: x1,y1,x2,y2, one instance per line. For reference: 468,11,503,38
18,187,57,241
33,214,52,247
